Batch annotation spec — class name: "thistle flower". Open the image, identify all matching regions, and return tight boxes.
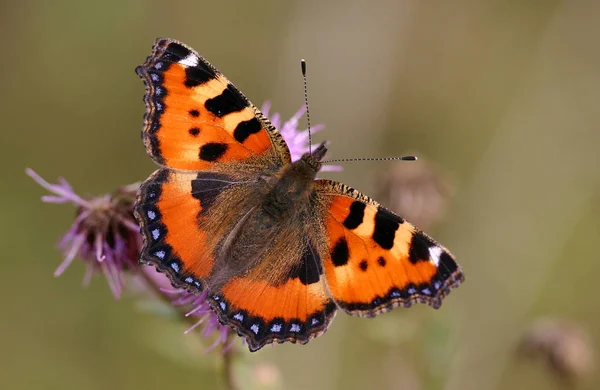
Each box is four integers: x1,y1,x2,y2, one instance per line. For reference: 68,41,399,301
26,169,140,298
28,104,330,351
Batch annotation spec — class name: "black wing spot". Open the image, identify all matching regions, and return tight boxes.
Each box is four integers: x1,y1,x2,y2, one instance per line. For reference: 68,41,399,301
359,260,368,271
199,142,228,161
205,84,248,117
290,241,322,285
233,117,262,143
188,127,200,136
184,64,217,88
377,257,386,267
372,207,402,249
331,238,349,267
343,201,365,229
189,109,200,117
437,251,458,278
163,42,191,62
191,172,235,213
408,231,436,264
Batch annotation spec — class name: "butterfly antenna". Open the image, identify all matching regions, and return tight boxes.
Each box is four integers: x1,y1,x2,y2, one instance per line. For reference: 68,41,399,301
301,59,312,155
322,156,418,163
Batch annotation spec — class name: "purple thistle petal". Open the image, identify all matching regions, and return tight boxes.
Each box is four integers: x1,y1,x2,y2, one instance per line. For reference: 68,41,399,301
55,234,86,277
26,168,91,208
82,262,94,287
94,232,104,262
184,318,205,335
261,101,272,117
41,195,73,204
58,177,74,192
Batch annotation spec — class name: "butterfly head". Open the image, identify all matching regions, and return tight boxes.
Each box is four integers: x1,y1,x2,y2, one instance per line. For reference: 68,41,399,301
301,142,328,173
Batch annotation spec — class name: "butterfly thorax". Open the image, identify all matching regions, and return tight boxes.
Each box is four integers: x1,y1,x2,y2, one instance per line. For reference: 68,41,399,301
262,143,326,218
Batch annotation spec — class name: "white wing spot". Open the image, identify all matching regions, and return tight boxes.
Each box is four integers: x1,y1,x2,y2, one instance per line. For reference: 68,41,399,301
429,246,443,267
154,250,165,259
233,313,244,321
147,210,156,220
270,324,282,333
154,62,163,70
170,262,179,273
250,324,260,335
290,324,301,333
185,277,193,283
179,54,199,67
155,87,163,96
311,318,319,326
151,229,160,240
422,288,432,295
151,73,159,82
407,287,417,295
219,302,226,311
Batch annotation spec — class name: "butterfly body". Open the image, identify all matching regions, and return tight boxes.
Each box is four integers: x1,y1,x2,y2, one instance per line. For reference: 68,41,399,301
135,38,464,352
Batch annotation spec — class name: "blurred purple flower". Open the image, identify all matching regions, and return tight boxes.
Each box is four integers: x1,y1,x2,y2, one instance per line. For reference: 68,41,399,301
261,102,341,171
28,104,333,350
27,168,140,298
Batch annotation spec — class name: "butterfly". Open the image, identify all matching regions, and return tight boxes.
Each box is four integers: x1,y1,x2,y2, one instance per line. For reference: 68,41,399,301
134,38,464,352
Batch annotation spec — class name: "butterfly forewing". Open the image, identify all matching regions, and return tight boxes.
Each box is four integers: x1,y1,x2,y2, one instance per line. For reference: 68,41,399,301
135,38,290,170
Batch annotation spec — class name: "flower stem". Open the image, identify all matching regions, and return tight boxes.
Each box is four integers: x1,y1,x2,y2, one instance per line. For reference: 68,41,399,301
223,347,238,390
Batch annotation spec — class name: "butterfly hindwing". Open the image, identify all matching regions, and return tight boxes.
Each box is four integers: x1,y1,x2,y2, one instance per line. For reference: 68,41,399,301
135,38,290,170
315,180,464,316
210,240,337,352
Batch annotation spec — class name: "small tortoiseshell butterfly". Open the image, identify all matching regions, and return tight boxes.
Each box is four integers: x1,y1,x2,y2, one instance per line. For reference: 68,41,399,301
134,38,464,352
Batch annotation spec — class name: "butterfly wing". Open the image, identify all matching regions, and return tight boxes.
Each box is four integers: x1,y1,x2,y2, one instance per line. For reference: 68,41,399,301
135,38,291,170
315,180,464,316
210,239,337,352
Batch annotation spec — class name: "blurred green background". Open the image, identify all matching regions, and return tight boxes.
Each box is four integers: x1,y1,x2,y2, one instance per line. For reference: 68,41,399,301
3,1,599,389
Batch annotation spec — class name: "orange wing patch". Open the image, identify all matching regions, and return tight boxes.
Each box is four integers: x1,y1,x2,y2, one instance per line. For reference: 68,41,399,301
220,278,329,322
316,180,464,316
136,38,289,170
211,278,336,352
